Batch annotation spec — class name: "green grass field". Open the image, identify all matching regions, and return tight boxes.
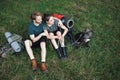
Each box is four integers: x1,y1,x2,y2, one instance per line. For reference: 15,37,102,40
0,0,120,80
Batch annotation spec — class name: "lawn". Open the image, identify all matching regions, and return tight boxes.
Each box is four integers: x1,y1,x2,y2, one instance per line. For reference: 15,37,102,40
0,0,120,80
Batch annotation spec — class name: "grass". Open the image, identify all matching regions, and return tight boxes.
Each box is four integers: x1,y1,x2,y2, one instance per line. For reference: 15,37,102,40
0,0,120,80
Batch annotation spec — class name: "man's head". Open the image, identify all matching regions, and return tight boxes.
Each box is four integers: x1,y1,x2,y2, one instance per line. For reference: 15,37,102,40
31,12,42,24
44,14,54,25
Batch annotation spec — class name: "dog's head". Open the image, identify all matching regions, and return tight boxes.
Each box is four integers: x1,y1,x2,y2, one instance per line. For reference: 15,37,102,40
84,28,93,39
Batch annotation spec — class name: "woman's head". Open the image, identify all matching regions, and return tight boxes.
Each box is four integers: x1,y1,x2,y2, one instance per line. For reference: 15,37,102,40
44,14,54,25
31,12,42,24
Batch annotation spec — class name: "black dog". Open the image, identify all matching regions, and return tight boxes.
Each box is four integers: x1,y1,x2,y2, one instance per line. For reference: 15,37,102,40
74,28,93,48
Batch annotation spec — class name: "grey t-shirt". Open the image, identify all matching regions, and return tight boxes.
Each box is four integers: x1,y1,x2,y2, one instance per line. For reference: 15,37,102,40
43,19,59,33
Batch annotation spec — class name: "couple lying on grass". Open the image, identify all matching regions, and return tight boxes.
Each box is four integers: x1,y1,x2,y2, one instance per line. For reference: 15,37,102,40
24,12,68,73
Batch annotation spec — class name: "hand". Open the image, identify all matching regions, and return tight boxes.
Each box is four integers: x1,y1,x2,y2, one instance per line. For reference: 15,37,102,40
41,33,46,36
58,20,63,27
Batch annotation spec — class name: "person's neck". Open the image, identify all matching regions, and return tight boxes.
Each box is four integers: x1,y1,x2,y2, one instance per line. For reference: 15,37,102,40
33,21,39,26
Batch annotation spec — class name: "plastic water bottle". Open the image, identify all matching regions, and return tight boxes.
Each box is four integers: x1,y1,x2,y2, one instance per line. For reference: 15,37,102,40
5,32,21,52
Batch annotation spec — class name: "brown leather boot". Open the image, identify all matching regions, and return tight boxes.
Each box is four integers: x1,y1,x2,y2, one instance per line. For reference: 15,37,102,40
40,62,48,73
31,59,37,71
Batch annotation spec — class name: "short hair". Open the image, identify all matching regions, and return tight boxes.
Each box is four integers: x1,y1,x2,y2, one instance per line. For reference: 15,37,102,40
31,12,42,20
43,14,53,22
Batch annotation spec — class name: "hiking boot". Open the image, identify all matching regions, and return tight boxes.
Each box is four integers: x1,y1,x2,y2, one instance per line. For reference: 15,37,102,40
40,62,48,73
55,48,62,59
31,59,37,71
61,47,68,58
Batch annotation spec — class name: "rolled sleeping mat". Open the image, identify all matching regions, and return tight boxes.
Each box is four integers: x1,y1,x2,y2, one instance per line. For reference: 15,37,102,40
53,14,74,29
5,32,21,52
61,17,74,29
